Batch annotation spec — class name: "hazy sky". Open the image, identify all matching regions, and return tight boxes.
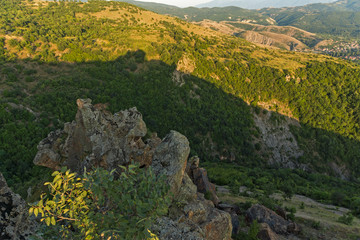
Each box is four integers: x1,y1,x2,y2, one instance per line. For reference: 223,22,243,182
137,0,210,7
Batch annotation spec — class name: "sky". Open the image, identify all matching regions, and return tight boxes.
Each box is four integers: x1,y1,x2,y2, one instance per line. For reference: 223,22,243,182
137,0,210,7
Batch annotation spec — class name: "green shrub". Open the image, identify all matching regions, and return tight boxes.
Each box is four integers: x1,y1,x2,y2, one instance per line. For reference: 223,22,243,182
309,220,321,230
338,213,354,225
233,220,259,240
29,165,170,239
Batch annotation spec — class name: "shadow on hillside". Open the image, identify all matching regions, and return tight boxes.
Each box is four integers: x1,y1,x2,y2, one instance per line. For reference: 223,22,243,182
1,50,360,197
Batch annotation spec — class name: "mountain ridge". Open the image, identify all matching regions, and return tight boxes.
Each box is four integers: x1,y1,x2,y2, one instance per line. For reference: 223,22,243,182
196,0,337,9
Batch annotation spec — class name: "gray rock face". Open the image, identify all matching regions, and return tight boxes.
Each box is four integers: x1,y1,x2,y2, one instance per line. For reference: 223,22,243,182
253,111,306,170
153,217,204,240
0,173,35,240
34,99,160,173
152,138,232,240
152,130,190,196
246,204,301,235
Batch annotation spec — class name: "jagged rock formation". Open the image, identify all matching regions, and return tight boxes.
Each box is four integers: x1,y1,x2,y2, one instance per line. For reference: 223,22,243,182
34,99,232,240
186,156,220,206
34,99,160,173
0,173,35,239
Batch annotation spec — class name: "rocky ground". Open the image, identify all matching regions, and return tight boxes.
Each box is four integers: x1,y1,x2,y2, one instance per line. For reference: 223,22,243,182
217,186,360,240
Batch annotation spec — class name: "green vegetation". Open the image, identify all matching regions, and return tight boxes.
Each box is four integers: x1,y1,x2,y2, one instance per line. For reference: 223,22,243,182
30,165,170,239
338,213,355,226
265,10,360,38
120,0,271,24
204,162,360,216
0,0,360,221
233,220,259,240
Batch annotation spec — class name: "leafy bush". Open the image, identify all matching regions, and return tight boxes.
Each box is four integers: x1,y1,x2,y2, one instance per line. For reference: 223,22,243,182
29,165,170,239
338,213,354,225
285,206,296,221
233,220,259,240
310,220,321,230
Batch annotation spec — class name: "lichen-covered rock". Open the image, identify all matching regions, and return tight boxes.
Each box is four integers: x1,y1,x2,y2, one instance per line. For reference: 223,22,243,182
0,173,35,239
152,138,232,240
152,130,190,196
34,99,160,172
246,204,301,235
153,217,205,240
201,207,233,240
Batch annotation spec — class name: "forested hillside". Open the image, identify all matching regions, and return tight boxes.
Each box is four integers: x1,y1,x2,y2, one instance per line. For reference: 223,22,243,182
1,0,360,217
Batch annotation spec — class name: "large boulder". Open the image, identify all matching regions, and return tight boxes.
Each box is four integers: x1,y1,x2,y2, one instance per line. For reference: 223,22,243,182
34,99,160,173
0,173,35,239
246,204,301,235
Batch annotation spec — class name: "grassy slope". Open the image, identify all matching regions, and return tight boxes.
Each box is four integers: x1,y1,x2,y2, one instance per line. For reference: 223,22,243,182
217,189,360,239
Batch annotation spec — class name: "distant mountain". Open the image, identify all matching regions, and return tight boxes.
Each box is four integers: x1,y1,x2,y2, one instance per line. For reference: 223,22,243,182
196,0,337,9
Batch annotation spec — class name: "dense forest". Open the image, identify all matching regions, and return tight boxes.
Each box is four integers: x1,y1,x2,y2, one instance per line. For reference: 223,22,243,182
0,0,360,217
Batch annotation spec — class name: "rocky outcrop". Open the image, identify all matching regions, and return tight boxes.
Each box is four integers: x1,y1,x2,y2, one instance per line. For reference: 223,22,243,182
34,99,161,173
246,204,301,235
186,156,220,205
0,173,35,239
33,99,232,240
253,110,306,170
152,135,232,240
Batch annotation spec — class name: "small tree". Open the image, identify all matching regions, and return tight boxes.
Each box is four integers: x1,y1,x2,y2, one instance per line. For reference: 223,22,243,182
30,165,170,239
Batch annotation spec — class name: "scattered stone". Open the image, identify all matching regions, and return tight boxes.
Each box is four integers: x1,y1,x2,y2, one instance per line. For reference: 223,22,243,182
216,185,230,195
239,186,248,194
